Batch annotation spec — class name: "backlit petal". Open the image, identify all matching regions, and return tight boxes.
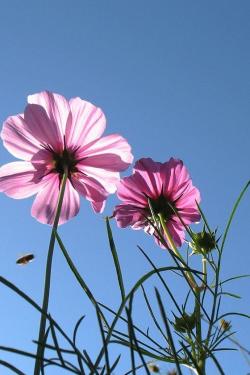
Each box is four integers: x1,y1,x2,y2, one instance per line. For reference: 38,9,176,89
77,134,133,169
66,98,106,149
28,91,70,138
24,104,63,152
1,115,42,160
31,174,80,225
72,175,108,213
0,161,45,198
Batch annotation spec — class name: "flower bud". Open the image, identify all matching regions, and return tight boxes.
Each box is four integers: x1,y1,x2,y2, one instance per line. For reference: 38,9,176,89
167,370,177,375
173,311,196,333
189,227,218,255
220,319,231,331
148,363,160,373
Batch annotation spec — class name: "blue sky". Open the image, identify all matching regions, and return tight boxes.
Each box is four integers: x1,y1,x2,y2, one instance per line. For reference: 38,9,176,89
0,1,249,374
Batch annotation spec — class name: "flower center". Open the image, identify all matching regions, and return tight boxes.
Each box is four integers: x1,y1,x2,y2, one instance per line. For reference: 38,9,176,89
149,194,176,220
53,149,78,175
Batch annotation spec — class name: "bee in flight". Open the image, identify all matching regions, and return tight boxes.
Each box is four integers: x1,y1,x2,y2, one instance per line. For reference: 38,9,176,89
16,254,35,265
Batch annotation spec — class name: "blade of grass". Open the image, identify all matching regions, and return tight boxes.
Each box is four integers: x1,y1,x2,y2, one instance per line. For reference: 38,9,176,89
94,265,202,369
99,302,167,352
0,276,89,368
220,274,250,286
109,354,121,373
221,181,250,253
55,230,109,328
106,217,126,301
49,317,65,367
141,285,168,342
0,346,79,374
155,288,183,375
179,342,200,375
0,360,25,375
95,305,111,374
73,315,85,346
109,331,166,357
126,296,136,375
126,304,151,375
34,168,68,375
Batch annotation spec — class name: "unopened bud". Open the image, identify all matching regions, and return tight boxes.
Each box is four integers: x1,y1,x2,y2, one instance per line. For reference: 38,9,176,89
148,363,160,373
167,370,177,375
220,319,231,331
189,227,218,255
173,311,196,333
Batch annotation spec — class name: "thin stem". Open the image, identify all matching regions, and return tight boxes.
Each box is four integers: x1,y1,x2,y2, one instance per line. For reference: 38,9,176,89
158,213,197,290
34,169,68,375
195,290,205,374
202,258,207,289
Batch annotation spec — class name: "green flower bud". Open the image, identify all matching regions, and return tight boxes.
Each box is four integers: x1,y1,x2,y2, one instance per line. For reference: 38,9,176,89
189,227,218,255
173,311,196,333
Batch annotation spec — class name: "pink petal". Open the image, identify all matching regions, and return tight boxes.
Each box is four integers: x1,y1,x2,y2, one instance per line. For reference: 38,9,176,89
168,220,185,246
158,220,185,248
28,91,70,139
77,165,120,194
72,175,108,213
133,158,162,197
114,204,146,228
24,104,63,152
65,98,106,149
1,115,42,160
161,158,190,196
31,174,80,225
0,161,46,199
116,176,148,205
176,185,201,208
176,209,201,224
77,134,133,169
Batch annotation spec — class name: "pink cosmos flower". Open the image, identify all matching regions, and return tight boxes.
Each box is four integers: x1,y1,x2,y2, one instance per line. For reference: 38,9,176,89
113,158,201,248
0,91,133,225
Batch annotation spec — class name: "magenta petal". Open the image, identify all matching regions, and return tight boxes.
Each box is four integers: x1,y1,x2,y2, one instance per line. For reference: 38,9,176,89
24,104,63,152
65,98,106,149
165,220,185,248
116,177,148,205
133,158,162,197
77,134,133,169
161,158,189,195
72,175,108,213
28,91,70,138
0,161,46,199
77,165,120,194
114,203,146,228
91,200,106,213
75,135,133,194
1,115,42,160
113,156,201,249
31,174,80,225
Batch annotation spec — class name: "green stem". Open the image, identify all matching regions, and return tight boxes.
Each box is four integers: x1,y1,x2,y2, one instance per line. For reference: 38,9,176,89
34,169,68,375
195,290,205,374
158,213,197,290
202,257,207,289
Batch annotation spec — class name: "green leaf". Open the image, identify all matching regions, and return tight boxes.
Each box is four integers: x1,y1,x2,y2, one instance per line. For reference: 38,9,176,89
221,181,250,253
105,217,125,301
217,292,241,299
55,230,109,328
220,274,250,286
155,288,183,375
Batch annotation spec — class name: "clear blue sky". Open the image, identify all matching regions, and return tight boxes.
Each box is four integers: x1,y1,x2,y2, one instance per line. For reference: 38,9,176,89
0,1,249,374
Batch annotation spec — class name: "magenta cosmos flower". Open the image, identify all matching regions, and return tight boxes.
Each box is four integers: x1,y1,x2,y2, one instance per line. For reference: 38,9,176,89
0,91,133,225
113,158,200,248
